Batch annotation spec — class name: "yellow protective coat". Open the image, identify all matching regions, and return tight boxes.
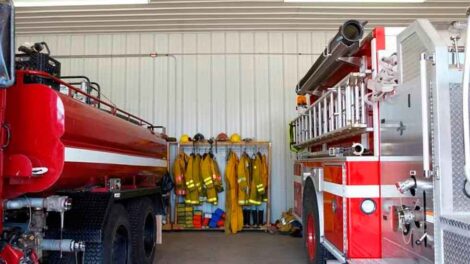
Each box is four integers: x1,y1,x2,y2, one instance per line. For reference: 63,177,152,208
193,154,203,192
184,155,200,205
211,158,224,193
237,153,251,205
248,154,263,205
173,152,188,196
261,154,269,202
225,151,243,234
201,154,218,204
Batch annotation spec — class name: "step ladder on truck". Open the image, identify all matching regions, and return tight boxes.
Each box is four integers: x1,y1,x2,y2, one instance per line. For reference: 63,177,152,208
290,8,470,264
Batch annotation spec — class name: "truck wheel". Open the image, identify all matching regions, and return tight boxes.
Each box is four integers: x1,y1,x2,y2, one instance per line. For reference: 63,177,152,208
303,179,328,264
127,198,156,264
103,204,132,264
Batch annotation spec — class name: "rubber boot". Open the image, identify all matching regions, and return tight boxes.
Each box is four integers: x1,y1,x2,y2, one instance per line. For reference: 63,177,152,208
243,209,250,226
251,209,258,227
258,210,264,226
250,209,258,226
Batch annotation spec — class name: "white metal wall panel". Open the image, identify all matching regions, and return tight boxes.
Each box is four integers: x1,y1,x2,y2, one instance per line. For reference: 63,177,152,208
17,31,329,221
14,1,468,34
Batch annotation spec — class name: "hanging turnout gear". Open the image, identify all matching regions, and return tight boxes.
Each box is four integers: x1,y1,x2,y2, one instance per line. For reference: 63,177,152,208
237,153,251,206
248,153,264,205
225,151,243,234
260,153,269,202
201,154,218,204
184,154,200,205
210,156,224,193
173,152,189,196
193,154,204,203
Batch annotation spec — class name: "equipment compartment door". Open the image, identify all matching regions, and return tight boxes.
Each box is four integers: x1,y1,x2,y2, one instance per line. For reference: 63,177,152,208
294,181,303,218
293,162,303,219
323,165,344,252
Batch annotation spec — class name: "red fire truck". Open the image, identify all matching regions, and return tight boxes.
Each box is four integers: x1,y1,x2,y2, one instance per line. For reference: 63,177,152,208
291,10,470,264
0,2,169,263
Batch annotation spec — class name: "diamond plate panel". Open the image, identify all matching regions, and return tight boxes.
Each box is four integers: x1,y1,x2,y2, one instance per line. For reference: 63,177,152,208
441,216,470,231
449,84,470,211
443,230,470,264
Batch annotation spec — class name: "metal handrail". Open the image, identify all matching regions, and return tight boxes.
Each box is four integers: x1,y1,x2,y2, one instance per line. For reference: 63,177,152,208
17,69,156,131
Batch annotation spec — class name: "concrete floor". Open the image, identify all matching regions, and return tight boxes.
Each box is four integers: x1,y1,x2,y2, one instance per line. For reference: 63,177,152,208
155,231,307,264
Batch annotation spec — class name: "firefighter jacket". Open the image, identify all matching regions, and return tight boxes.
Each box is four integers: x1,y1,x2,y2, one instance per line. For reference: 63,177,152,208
261,154,269,202
173,152,188,196
248,153,265,205
225,151,243,234
201,154,218,205
211,157,224,193
184,154,200,205
237,153,251,205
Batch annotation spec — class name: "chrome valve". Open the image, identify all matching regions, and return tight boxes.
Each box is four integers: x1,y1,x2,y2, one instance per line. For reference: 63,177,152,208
396,176,433,195
396,178,417,194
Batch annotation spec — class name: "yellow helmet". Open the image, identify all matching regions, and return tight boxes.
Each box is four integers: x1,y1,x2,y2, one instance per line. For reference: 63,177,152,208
180,134,190,143
230,133,241,143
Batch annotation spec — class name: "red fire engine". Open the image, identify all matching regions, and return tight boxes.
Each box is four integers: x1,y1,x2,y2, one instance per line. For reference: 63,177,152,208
291,10,470,264
0,2,169,263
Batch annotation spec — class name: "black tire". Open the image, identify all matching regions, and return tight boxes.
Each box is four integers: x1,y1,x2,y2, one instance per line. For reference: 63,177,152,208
303,179,329,264
127,198,156,264
103,204,132,264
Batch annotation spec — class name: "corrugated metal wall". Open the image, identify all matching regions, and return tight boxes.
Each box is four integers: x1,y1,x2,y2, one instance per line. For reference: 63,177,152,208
17,31,332,220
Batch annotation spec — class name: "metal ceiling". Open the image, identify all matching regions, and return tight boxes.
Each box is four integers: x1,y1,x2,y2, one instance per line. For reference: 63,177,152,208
15,0,470,34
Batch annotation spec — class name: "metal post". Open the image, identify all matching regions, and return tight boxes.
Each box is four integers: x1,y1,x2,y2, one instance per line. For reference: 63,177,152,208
318,104,323,136
304,113,308,142
323,97,328,134
345,85,351,125
308,108,313,140
354,83,360,124
360,81,366,124
296,119,300,145
329,92,334,131
313,106,317,138
420,53,431,178
342,87,346,127
337,86,342,129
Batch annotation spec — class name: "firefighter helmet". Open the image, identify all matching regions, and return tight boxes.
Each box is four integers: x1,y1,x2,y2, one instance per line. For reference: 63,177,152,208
180,134,190,143
216,133,229,141
230,133,241,143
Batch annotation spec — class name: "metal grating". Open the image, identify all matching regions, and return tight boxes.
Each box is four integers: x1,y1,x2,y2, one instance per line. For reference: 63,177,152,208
449,83,470,211
443,230,470,264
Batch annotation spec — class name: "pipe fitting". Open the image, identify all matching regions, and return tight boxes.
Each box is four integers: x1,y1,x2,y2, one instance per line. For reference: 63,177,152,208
396,178,416,194
340,20,365,45
396,176,433,195
352,143,365,156
4,195,72,212
40,239,85,252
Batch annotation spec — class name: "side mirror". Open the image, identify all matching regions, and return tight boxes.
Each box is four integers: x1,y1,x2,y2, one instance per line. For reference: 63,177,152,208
0,1,14,88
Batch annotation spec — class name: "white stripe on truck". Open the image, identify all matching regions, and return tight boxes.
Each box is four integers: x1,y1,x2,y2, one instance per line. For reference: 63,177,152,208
64,147,167,167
